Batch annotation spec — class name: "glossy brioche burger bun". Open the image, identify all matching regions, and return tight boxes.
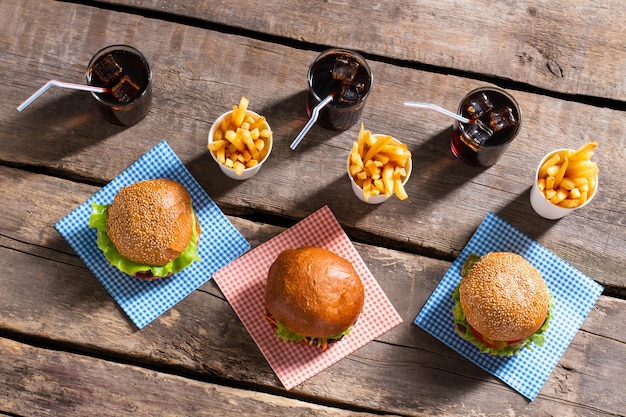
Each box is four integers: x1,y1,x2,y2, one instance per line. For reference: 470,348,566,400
106,179,199,267
459,252,549,342
264,246,365,338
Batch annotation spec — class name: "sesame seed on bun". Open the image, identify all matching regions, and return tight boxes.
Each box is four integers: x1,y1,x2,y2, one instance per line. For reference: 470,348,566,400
459,252,549,343
106,179,198,267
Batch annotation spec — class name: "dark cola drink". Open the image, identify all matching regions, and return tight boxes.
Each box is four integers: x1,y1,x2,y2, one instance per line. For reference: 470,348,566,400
451,87,522,167
306,49,373,131
86,45,152,126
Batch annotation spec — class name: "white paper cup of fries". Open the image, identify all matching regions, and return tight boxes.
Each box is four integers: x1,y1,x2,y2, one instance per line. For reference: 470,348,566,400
530,144,599,219
347,126,412,204
207,97,273,180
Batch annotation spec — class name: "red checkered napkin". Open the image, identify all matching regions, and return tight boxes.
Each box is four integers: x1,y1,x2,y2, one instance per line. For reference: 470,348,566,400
213,205,402,389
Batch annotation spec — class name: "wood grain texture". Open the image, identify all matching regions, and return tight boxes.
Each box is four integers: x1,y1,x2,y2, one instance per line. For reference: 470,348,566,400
2,0,624,293
0,168,624,416
1,0,625,415
97,0,626,102
0,337,380,417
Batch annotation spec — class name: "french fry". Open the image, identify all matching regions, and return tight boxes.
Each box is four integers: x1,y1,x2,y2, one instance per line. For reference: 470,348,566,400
215,147,226,164
373,179,385,193
224,129,246,153
536,142,599,209
207,139,228,152
363,135,392,163
250,116,267,131
550,188,569,205
568,141,597,161
382,163,395,197
240,130,260,160
356,127,367,156
220,114,231,133
566,160,597,176
233,161,246,177
559,177,576,191
569,187,581,199
538,153,560,178
552,156,568,189
208,96,272,176
348,124,411,201
394,179,408,200
362,178,373,201
349,164,362,177
231,96,249,127
537,178,546,192
558,199,581,208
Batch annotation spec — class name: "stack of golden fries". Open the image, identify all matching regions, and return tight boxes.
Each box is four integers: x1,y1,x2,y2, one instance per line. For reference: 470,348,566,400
208,96,272,177
536,141,599,208
348,124,411,202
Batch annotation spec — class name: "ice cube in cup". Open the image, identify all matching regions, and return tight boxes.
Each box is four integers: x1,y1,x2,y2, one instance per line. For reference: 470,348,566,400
338,81,365,104
488,106,517,132
332,56,360,81
464,92,494,119
92,53,123,84
464,119,494,146
112,75,141,103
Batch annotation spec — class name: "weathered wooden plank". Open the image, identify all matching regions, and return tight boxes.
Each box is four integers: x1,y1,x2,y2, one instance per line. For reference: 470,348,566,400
2,1,624,416
0,167,624,416
96,0,626,102
1,0,624,293
0,337,385,417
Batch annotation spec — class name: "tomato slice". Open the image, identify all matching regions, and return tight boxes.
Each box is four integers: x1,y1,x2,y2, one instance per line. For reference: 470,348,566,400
468,324,524,348
468,324,496,347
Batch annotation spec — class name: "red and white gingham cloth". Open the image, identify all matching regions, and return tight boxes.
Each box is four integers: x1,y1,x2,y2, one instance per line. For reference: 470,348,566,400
213,205,402,389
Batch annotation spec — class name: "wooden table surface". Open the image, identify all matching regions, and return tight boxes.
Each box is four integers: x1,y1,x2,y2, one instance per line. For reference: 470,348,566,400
1,0,625,415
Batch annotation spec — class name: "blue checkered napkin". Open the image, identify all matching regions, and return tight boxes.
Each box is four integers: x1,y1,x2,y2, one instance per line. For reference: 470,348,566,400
414,212,603,400
55,140,250,328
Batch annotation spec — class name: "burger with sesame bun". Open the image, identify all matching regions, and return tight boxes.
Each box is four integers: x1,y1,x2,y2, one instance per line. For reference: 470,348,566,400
264,246,364,351
452,252,553,356
89,178,201,280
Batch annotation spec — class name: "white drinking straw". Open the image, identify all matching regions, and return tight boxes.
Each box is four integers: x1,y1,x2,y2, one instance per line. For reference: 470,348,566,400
290,94,334,150
17,80,110,112
403,101,471,123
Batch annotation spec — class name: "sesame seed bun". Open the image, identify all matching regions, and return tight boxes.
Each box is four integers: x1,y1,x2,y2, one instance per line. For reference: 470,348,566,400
459,252,549,342
106,179,199,269
264,246,364,339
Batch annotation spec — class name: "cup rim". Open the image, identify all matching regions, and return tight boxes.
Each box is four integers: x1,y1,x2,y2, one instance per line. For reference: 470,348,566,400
207,109,273,180
347,134,412,203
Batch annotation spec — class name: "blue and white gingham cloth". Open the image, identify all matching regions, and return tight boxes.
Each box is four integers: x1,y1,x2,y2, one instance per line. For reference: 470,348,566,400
55,141,250,328
414,212,603,400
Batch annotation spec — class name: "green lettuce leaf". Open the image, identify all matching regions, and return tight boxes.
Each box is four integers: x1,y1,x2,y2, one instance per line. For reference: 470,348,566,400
89,202,201,277
275,320,352,344
451,283,554,357
275,321,306,343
